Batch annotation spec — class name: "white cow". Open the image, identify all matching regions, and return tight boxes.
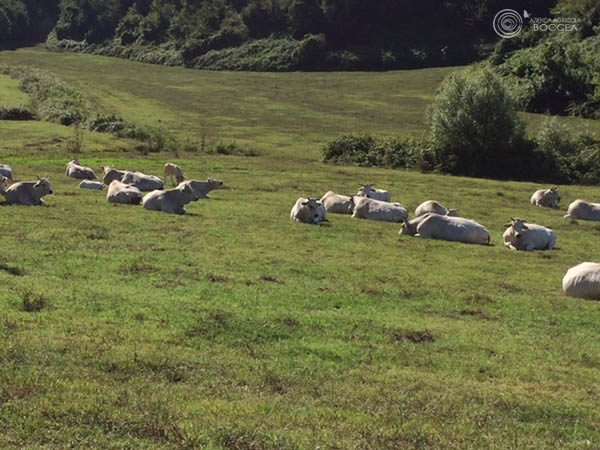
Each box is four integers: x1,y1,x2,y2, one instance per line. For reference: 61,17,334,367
400,213,490,245
531,186,561,209
502,218,555,251
78,180,104,190
102,166,126,185
65,160,96,180
564,200,600,221
164,163,185,185
414,200,458,218
563,262,600,300
290,198,327,224
179,177,225,198
352,197,408,223
121,171,164,191
0,164,13,180
3,178,53,206
107,180,143,205
356,184,391,202
320,191,355,214
142,183,199,215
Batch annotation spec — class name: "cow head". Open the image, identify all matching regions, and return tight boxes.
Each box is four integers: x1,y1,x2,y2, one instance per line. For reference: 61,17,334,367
207,176,225,190
180,182,200,204
358,184,374,197
548,186,561,207
301,198,326,223
504,218,528,239
34,178,53,196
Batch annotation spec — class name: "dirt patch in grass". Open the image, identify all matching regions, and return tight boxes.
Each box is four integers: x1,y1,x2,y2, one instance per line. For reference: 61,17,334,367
391,330,435,343
20,291,49,312
119,263,160,276
361,287,384,297
206,273,230,283
260,275,283,284
456,309,490,320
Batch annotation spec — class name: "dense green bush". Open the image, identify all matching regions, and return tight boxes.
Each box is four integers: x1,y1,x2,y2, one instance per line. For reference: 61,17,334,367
322,135,433,172
0,106,36,120
427,69,529,178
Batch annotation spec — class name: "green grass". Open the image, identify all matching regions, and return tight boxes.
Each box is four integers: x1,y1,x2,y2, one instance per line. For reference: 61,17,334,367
0,74,31,108
1,47,600,449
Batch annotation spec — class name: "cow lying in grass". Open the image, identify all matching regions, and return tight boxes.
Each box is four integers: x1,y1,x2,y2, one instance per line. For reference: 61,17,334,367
2,177,53,206
400,213,490,245
563,262,600,299
564,200,600,221
320,191,355,214
352,197,408,223
356,184,391,202
0,164,13,180
65,160,96,180
414,200,458,218
291,198,327,224
107,180,143,205
502,218,555,251
142,183,199,215
180,177,225,198
121,171,163,191
531,187,560,209
102,166,126,185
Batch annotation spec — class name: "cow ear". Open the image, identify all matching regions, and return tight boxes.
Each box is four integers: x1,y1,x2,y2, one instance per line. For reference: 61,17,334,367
503,223,512,228
521,224,529,230
301,201,309,206
36,174,41,180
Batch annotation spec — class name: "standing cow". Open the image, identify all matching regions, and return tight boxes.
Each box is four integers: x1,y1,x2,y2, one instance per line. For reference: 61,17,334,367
65,160,96,180
290,198,327,224
502,218,555,251
164,163,185,186
531,187,560,208
3,178,53,206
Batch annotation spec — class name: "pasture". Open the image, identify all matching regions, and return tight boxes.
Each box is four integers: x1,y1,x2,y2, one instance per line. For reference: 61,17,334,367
1,48,600,449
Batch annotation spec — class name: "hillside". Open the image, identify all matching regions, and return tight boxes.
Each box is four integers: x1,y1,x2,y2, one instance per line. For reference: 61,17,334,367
1,48,600,448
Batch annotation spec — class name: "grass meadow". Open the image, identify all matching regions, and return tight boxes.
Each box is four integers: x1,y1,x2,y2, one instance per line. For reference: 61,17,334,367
1,48,600,449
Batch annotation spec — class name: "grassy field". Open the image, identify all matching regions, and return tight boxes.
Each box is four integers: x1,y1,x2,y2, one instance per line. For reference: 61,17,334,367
1,48,600,449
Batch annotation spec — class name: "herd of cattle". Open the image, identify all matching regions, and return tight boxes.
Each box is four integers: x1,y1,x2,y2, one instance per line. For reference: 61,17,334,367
0,160,225,215
1,160,600,301
290,185,600,300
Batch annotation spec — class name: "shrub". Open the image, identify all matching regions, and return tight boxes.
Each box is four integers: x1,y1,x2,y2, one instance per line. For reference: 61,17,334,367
321,134,433,171
0,106,36,120
212,141,258,157
427,69,530,178
535,117,600,184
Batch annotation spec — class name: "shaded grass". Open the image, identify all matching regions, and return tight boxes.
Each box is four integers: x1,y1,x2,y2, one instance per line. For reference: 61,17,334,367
0,48,599,448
